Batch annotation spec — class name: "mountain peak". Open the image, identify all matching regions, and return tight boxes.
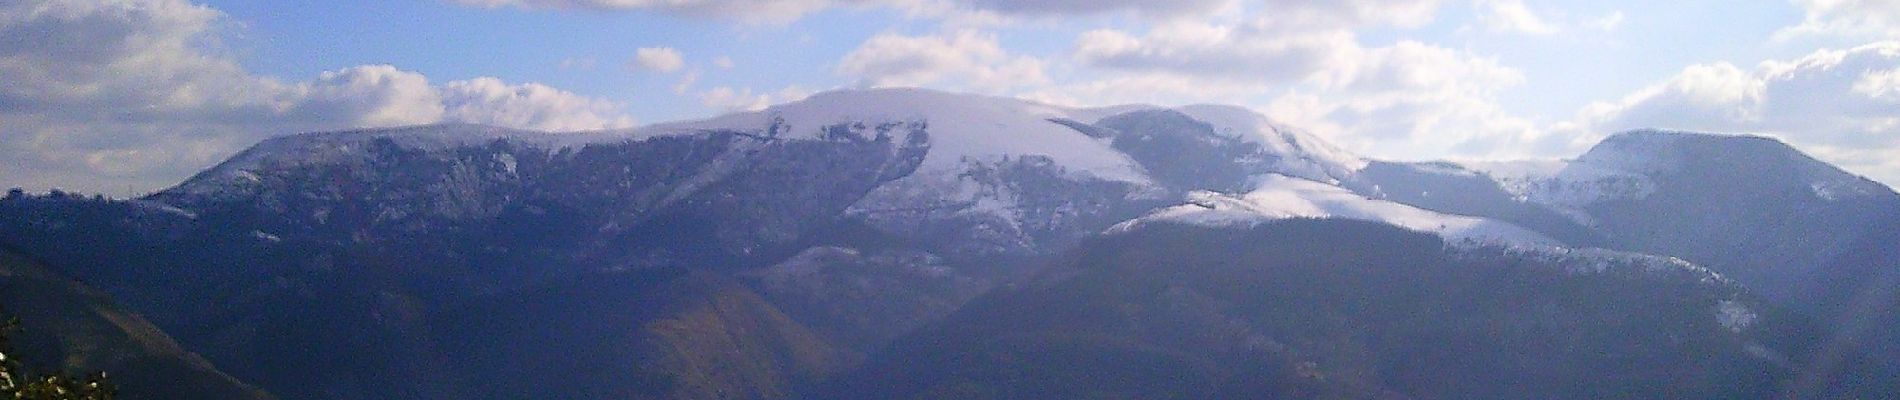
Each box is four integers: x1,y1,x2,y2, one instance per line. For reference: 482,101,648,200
1599,128,1774,142
1584,129,1889,198
641,87,1370,187
641,87,1155,183
1588,127,1793,161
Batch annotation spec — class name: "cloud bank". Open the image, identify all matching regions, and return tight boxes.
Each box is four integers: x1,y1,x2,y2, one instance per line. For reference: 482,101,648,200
0,0,636,194
1580,42,1900,184
12,0,1900,194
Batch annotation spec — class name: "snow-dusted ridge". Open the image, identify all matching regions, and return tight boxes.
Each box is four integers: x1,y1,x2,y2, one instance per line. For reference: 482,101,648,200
635,88,1157,184
547,88,1367,186
1171,104,1367,184
1110,174,1557,246
1464,244,1763,336
1461,157,1656,221
171,123,555,196
1458,131,1684,209
157,91,1897,276
173,88,1377,194
1481,244,1731,282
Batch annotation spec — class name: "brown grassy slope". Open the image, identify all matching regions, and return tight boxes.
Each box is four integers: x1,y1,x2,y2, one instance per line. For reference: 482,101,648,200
0,248,275,400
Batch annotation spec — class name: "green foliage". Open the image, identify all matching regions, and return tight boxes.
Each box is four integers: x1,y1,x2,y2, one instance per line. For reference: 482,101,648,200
0,312,116,400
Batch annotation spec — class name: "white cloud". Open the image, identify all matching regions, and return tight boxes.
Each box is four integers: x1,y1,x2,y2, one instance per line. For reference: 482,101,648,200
1056,10,1541,160
713,56,735,69
1587,10,1625,31
632,47,685,73
1855,67,1900,100
698,85,814,112
673,70,702,94
0,0,635,194
836,30,1048,92
1580,42,1900,184
1780,0,1900,39
1067,0,1479,86
1273,41,1540,158
1251,0,1443,31
1324,40,1525,96
442,77,638,131
288,65,446,127
1579,62,1762,131
1023,73,1260,107
560,57,598,70
1074,22,1355,83
454,0,843,24
283,66,637,132
1474,0,1558,35
956,0,1233,17
453,0,1237,24
0,0,266,118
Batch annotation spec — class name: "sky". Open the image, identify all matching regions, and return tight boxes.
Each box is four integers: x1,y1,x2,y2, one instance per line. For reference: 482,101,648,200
2,0,1898,195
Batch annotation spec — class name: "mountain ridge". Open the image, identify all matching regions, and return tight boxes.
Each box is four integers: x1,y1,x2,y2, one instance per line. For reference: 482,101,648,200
5,87,1899,399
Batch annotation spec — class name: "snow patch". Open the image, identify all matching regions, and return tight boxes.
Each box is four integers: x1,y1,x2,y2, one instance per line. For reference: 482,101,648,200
1717,299,1758,333
1574,131,1688,174
1492,246,1726,280
1810,177,1885,201
1173,104,1368,184
1111,174,1556,246
496,153,518,176
638,88,1153,185
1457,131,1698,209
846,167,1020,219
1463,159,1657,208
1406,162,1482,178
126,199,197,219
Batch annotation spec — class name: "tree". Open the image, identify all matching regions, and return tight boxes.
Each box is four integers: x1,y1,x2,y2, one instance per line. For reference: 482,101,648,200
0,309,115,400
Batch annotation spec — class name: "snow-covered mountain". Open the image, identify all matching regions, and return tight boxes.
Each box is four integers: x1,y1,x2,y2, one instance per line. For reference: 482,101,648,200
36,88,1438,399
145,89,1887,301
7,88,1900,399
1466,129,1891,224
641,88,1152,184
152,88,1406,260
641,89,1366,186
629,89,1383,255
1459,129,1900,305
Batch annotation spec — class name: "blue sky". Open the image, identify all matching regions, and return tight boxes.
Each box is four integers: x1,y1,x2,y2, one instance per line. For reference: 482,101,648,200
3,0,1899,194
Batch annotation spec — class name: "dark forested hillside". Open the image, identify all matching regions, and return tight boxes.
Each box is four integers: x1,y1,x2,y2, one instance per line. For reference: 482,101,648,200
0,247,273,399
820,219,1827,399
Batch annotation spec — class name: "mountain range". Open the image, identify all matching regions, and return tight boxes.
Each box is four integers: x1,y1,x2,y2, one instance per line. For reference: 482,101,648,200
2,87,1896,399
